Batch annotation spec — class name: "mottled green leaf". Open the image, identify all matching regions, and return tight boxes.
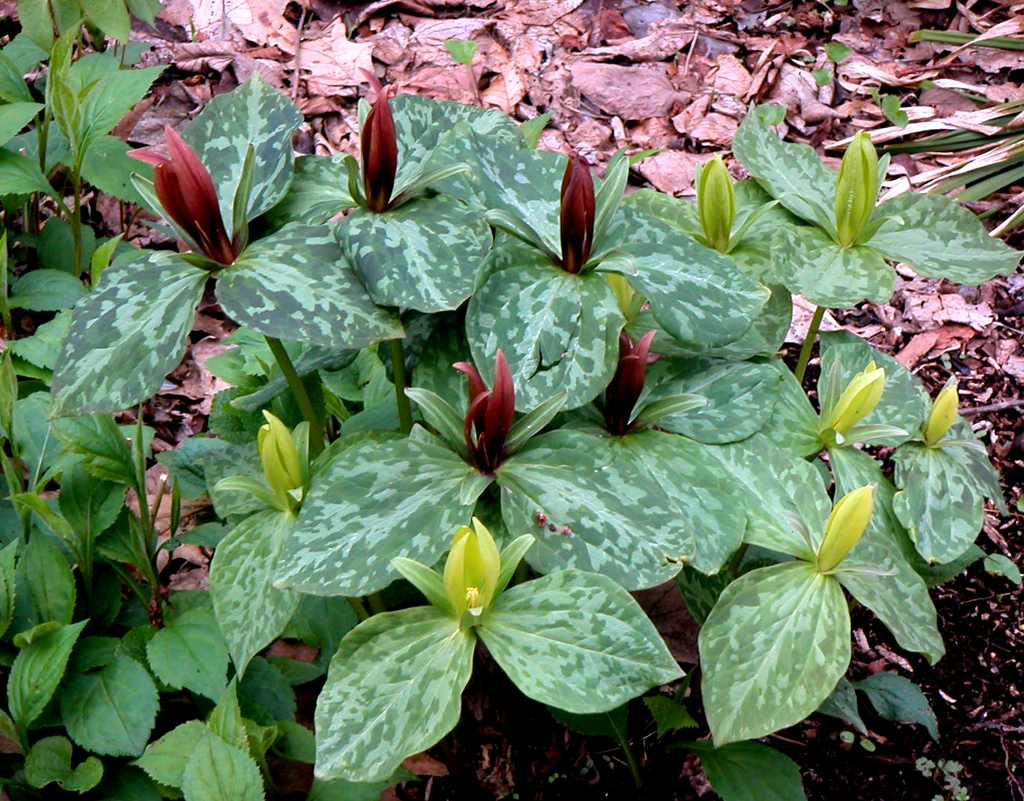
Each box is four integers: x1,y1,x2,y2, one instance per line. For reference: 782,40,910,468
315,607,473,783
479,570,682,713
732,107,835,231
8,620,87,731
467,240,623,411
50,252,208,416
829,447,944,663
146,607,229,700
210,508,301,676
645,358,783,444
871,192,1020,284
181,730,266,801
277,433,486,597
219,224,402,351
61,653,158,757
747,361,822,457
339,195,491,313
685,740,807,801
183,75,302,231
700,562,850,745
855,672,938,740
263,153,352,227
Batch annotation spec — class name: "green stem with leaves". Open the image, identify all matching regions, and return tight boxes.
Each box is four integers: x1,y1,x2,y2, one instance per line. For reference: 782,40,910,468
389,338,413,435
70,158,84,279
265,336,324,459
794,305,826,384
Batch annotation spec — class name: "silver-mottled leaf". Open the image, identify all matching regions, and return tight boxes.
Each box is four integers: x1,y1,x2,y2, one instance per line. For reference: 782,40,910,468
700,561,850,745
315,607,473,783
50,252,208,416
218,224,402,350
745,361,822,457
479,569,682,713
262,153,353,228
276,434,487,596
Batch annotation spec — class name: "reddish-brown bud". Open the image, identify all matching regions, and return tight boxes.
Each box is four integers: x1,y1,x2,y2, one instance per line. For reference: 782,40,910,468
603,330,656,435
454,351,516,474
361,82,398,213
559,152,595,274
129,126,242,265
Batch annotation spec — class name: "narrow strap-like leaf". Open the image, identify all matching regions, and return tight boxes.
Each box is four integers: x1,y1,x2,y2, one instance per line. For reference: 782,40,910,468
592,149,628,248
391,557,454,615
390,162,472,209
404,388,465,453
494,535,535,596
630,393,706,431
484,209,558,260
504,392,567,454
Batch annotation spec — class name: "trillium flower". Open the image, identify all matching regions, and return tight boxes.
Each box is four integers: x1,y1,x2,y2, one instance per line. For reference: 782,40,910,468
821,361,885,437
453,350,516,474
834,131,879,248
602,330,657,435
922,379,958,447
128,125,244,265
816,485,875,572
361,80,399,213
442,518,502,618
697,156,735,254
558,151,595,274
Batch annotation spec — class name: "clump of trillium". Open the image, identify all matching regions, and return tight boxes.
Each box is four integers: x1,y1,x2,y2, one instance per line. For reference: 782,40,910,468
129,125,245,265
311,518,682,783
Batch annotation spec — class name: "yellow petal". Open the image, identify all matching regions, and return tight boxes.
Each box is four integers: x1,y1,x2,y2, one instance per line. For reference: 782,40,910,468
817,485,875,572
923,380,958,447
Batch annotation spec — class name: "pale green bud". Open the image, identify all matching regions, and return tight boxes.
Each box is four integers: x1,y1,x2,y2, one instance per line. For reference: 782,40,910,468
606,273,636,319
443,518,501,620
816,485,875,572
834,131,879,248
258,411,304,509
822,361,885,436
697,156,735,253
923,379,958,447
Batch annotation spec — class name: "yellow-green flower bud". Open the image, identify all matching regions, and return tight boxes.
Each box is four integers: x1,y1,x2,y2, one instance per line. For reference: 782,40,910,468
834,131,879,248
822,361,885,436
607,273,636,318
443,518,501,619
258,411,304,509
816,485,875,572
698,156,735,253
923,380,958,447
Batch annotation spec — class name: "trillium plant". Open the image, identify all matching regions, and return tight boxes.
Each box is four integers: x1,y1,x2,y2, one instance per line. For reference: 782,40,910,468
19,61,1017,799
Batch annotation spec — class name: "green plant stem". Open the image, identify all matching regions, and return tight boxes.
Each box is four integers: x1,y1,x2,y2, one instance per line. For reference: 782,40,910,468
346,596,370,621
70,160,83,279
611,719,643,792
794,305,826,384
726,543,748,578
366,592,387,615
389,338,413,435
265,336,324,459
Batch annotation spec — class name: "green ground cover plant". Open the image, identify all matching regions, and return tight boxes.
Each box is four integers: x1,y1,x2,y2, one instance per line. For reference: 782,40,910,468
0,12,1020,798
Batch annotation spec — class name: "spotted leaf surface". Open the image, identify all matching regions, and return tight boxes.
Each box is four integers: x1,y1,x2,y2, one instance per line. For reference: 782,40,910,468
315,607,473,783
217,224,402,350
830,447,944,663
602,209,769,349
479,570,682,713
183,75,302,231
210,508,301,676
262,153,353,228
770,225,893,308
732,108,836,231
467,241,623,411
646,358,783,444
892,441,997,565
746,362,822,458
50,252,208,416
339,195,491,313
700,561,850,745
276,433,488,596
871,191,1021,284
498,429,742,586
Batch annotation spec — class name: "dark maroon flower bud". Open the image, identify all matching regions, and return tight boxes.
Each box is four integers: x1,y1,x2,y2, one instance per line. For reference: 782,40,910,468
558,152,596,274
129,126,243,265
361,80,398,213
603,330,657,436
453,350,516,474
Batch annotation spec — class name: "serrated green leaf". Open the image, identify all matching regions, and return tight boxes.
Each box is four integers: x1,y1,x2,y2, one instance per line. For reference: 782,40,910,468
181,730,266,801
0,52,33,103
479,569,682,713
644,696,698,737
548,702,628,738
0,540,17,639
74,65,164,155
855,672,938,740
50,413,138,486
339,195,491,314
315,606,473,783
219,224,402,351
24,735,104,792
699,562,850,745
9,619,88,732
467,240,623,411
133,720,208,788
61,653,158,757
82,135,150,206
277,434,486,596
238,657,297,724
183,75,302,232
0,101,42,147
685,740,807,801
0,147,56,196
210,509,301,676
14,532,76,630
8,269,86,311
871,191,1021,284
50,251,208,416
146,607,229,699
83,0,131,40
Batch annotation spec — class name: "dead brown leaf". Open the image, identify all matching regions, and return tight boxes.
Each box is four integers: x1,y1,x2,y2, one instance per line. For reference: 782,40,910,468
570,62,686,120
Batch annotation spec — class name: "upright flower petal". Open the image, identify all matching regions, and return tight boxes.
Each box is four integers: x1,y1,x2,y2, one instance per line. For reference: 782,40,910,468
816,485,875,572
361,80,398,213
603,330,656,435
559,152,595,274
454,351,517,474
